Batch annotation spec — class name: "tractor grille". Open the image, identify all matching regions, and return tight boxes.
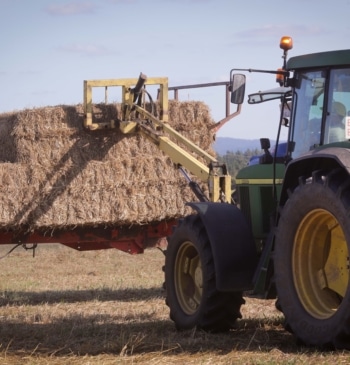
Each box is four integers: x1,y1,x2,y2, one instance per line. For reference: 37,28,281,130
260,186,274,233
238,185,275,235
238,186,252,228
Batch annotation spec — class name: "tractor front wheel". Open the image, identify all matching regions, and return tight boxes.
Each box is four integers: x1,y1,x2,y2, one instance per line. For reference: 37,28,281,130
274,169,350,349
165,214,244,332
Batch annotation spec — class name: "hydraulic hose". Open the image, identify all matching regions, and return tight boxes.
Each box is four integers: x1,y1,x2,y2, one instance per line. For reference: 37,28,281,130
132,73,147,102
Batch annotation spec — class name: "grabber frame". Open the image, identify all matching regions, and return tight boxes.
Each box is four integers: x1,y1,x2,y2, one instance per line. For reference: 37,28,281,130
83,76,169,130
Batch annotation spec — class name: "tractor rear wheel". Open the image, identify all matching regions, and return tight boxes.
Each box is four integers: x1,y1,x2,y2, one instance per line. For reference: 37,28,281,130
165,214,244,332
274,169,350,349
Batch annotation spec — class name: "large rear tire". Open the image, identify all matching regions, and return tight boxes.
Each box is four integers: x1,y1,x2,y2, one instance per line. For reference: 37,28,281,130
165,214,244,332
274,169,350,349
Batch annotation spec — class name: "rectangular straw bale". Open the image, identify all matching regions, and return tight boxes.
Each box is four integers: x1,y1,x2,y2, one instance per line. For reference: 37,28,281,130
0,112,17,162
0,163,30,229
0,100,216,230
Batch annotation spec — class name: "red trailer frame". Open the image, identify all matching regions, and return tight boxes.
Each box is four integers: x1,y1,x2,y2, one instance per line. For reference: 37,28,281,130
0,219,177,255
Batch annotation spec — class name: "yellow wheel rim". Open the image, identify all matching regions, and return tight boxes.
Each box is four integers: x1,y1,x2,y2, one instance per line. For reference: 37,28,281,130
174,241,203,315
293,208,349,319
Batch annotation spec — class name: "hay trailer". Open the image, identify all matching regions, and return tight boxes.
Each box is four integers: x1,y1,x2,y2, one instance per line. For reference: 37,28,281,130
0,75,234,256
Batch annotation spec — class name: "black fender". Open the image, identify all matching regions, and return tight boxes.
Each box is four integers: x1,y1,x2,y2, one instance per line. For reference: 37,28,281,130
280,146,350,206
187,202,258,292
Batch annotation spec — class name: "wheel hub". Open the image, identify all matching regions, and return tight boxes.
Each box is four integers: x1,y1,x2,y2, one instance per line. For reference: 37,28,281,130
293,208,349,319
174,241,203,315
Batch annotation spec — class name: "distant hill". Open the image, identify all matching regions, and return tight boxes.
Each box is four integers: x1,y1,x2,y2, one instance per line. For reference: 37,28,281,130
213,137,263,155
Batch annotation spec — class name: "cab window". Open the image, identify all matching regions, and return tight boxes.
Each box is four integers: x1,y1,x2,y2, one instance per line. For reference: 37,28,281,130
324,69,350,144
290,70,325,158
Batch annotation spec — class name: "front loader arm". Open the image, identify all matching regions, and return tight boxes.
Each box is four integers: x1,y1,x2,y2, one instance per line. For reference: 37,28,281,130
132,105,213,182
122,106,231,203
133,105,217,166
141,127,210,183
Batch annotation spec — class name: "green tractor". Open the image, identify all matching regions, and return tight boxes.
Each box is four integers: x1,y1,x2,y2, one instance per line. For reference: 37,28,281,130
165,36,350,349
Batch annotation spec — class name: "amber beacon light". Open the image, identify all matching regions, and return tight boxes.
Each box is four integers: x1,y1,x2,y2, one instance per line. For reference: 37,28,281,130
280,36,293,51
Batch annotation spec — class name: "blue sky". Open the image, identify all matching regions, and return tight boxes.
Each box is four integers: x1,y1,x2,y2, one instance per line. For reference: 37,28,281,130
1,0,350,139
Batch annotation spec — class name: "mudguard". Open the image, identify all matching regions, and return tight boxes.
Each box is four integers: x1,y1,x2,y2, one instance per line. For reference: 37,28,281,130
187,202,258,292
280,146,350,206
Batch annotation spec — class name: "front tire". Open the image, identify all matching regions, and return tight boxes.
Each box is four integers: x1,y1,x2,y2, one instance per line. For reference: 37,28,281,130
165,214,244,332
274,169,350,349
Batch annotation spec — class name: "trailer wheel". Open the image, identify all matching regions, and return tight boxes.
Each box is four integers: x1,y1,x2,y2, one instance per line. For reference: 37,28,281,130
274,169,350,349
165,214,244,332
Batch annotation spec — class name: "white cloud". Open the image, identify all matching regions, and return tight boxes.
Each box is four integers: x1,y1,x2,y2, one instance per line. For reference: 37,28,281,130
58,43,111,56
105,0,137,3
45,2,97,16
235,24,325,40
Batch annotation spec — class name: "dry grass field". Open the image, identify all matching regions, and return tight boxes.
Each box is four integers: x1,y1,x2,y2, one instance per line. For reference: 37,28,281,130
0,243,349,364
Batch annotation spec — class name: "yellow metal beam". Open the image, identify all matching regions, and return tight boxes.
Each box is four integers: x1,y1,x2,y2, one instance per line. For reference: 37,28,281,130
119,121,137,134
236,178,283,185
133,105,216,165
157,136,210,182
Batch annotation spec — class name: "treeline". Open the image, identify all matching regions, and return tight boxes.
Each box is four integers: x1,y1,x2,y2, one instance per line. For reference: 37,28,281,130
217,148,261,179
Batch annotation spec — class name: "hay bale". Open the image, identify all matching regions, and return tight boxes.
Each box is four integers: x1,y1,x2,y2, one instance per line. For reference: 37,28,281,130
0,112,17,162
0,163,30,226
0,101,216,230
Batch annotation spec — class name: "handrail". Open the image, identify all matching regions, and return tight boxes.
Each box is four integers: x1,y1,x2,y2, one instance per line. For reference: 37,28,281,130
164,81,241,132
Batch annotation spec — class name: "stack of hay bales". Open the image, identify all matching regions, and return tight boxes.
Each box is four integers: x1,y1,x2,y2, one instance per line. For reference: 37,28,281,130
0,101,216,231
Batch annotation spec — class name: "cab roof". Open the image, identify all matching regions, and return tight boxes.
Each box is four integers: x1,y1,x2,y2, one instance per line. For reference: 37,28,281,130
287,49,350,70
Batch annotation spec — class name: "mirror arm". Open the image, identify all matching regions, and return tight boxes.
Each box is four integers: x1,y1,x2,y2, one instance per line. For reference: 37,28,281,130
209,104,242,133
230,68,289,86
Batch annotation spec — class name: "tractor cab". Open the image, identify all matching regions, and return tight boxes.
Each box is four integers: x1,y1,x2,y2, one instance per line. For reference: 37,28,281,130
286,66,350,158
230,38,350,248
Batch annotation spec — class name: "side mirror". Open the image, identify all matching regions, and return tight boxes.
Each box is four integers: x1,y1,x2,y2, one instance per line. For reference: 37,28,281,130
230,74,246,104
260,138,271,150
